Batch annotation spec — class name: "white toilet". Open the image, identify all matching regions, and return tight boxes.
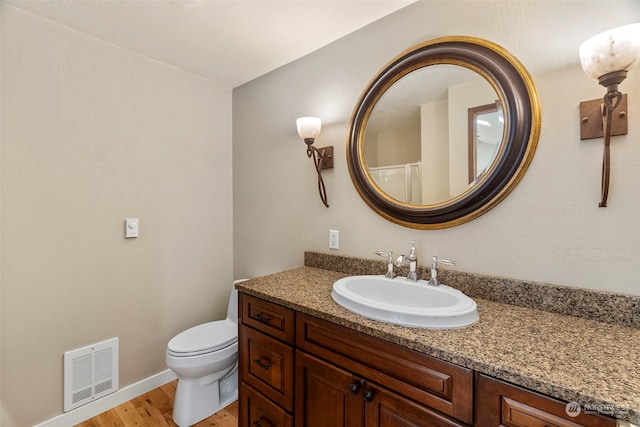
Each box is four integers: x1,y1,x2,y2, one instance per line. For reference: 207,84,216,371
166,279,246,427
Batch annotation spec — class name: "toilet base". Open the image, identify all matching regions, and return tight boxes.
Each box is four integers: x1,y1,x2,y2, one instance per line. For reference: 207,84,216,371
172,369,238,427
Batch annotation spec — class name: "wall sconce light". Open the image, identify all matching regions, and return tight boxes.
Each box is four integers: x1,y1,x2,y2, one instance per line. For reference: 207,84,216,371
296,117,334,207
579,23,640,207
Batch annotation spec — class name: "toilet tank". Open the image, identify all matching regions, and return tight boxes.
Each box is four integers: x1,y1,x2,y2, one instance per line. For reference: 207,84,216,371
228,279,248,323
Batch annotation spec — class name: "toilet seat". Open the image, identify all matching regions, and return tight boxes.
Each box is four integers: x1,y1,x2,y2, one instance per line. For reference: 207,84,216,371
168,320,237,357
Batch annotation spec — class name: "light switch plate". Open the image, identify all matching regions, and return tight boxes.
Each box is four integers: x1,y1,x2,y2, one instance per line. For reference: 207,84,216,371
125,218,139,238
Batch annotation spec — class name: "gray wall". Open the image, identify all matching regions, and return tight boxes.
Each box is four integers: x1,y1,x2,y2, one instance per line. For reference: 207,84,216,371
233,1,640,295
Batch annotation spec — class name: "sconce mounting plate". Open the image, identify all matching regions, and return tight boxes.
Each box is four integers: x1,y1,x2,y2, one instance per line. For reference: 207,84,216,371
580,94,627,140
318,146,334,169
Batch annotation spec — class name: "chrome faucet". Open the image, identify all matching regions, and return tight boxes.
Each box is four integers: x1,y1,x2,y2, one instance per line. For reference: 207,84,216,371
375,250,397,278
427,256,455,286
395,241,418,281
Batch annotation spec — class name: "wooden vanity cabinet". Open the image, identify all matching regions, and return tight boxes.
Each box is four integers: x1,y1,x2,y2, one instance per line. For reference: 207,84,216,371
475,374,617,427
238,293,620,427
239,294,295,427
239,294,473,426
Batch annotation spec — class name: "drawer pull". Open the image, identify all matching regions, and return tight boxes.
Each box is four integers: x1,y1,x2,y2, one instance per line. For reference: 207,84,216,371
254,417,274,427
252,312,273,323
253,357,272,370
363,389,375,403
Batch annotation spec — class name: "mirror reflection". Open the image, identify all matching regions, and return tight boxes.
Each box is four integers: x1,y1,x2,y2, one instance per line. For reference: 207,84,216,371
468,102,503,185
363,65,504,205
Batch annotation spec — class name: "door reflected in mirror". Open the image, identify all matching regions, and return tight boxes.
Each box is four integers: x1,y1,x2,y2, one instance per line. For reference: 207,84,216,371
363,65,504,206
468,102,504,184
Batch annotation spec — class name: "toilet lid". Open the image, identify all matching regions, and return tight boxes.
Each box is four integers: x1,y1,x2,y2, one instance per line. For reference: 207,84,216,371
168,320,237,355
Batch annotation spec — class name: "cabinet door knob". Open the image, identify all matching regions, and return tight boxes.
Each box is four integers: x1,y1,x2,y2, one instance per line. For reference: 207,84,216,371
363,389,374,403
253,357,272,370
349,381,361,395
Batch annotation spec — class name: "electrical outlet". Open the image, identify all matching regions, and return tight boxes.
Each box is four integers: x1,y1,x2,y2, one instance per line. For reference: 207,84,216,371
329,229,339,250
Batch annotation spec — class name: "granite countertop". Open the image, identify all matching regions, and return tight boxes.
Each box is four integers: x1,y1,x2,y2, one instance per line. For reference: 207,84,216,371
236,266,640,423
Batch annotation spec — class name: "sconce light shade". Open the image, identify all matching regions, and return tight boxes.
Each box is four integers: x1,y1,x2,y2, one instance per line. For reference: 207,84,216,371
296,117,322,141
579,23,640,80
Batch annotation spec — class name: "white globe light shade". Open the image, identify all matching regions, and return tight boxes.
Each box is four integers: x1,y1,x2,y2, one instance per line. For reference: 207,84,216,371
579,23,640,79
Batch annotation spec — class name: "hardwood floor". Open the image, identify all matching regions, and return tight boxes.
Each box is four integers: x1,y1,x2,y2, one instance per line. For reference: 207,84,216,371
75,380,239,427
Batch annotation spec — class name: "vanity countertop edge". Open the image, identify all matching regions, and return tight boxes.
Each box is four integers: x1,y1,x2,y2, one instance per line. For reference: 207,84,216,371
235,266,640,423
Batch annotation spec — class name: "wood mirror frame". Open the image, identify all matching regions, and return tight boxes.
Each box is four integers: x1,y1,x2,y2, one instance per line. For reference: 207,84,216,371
347,36,541,229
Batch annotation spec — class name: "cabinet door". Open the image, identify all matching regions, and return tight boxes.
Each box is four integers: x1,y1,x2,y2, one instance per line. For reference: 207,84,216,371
364,383,468,427
296,351,364,427
476,374,617,427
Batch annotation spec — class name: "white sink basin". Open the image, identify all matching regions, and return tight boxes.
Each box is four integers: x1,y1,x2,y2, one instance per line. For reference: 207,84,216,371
331,275,479,329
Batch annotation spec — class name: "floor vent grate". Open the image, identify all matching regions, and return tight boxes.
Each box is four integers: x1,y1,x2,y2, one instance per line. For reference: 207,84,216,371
64,337,119,412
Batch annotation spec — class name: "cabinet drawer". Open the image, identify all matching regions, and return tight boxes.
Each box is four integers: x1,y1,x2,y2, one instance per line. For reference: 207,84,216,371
241,383,293,427
475,374,617,427
365,375,469,427
241,294,295,343
241,325,295,412
296,313,473,424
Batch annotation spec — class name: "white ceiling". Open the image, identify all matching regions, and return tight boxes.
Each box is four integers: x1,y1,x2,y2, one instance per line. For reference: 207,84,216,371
3,0,415,88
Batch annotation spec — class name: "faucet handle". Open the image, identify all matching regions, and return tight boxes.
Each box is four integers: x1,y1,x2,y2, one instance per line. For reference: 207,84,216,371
409,240,416,256
432,256,455,268
375,250,393,262
376,250,396,278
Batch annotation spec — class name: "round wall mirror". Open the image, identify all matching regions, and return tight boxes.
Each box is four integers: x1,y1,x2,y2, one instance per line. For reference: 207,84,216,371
347,36,541,229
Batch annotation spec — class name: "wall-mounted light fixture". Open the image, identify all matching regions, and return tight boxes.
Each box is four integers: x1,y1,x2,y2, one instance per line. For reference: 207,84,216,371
579,23,640,207
296,117,334,207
